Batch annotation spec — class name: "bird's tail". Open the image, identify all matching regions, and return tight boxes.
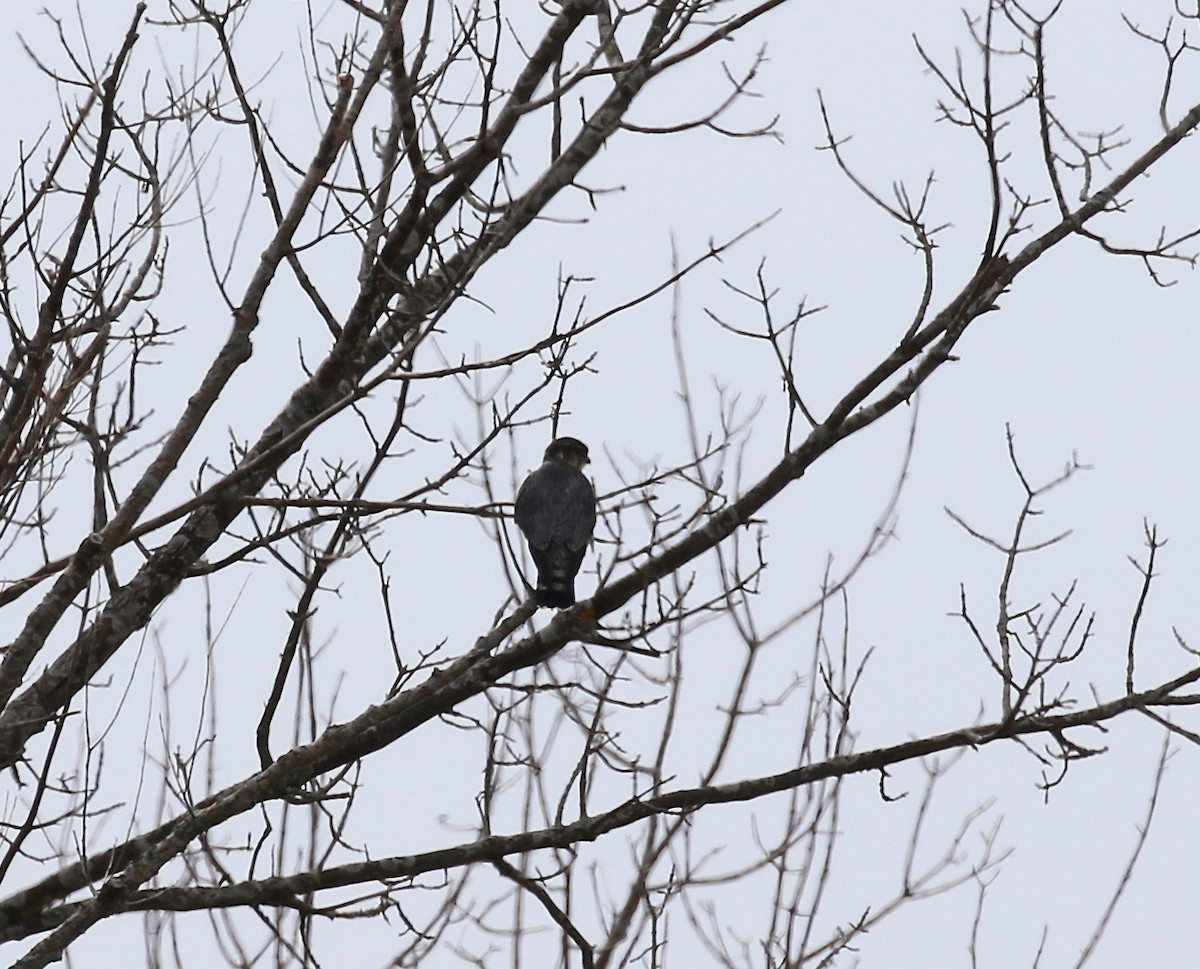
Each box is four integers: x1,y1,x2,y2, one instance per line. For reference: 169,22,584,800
534,579,575,609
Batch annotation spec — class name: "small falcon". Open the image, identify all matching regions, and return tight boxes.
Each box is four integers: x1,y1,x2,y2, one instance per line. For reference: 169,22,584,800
514,437,597,608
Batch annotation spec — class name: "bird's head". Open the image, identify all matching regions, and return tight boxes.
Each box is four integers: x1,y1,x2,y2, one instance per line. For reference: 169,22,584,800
545,437,590,470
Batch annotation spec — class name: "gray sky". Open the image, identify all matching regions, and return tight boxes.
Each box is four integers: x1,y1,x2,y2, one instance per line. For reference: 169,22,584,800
2,0,1199,965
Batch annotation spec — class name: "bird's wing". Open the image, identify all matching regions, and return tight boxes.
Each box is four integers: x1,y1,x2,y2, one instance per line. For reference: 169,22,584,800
560,472,597,549
514,465,596,550
514,471,546,543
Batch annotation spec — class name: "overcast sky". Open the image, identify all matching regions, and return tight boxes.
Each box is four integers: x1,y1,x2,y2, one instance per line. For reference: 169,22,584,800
3,1,1199,966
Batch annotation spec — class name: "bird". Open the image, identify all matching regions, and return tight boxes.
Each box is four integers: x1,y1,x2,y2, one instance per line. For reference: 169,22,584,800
514,437,597,609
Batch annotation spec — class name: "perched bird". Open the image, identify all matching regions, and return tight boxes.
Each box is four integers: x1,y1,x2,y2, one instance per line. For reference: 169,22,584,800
514,437,597,608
